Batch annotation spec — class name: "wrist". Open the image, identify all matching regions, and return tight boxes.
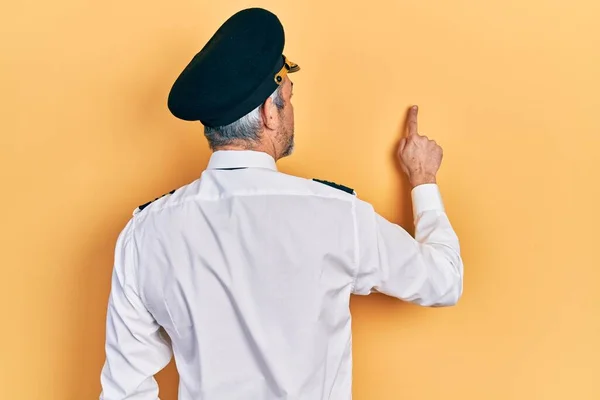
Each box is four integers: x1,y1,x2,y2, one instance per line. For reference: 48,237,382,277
409,173,437,188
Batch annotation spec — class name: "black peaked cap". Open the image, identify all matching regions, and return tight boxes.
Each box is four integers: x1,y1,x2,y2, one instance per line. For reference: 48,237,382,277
167,8,300,127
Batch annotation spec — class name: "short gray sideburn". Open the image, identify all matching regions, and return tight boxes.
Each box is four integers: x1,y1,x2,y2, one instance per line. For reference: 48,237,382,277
204,86,285,149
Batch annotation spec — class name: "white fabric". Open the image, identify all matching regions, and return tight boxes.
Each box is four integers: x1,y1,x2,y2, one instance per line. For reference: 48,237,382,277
100,150,463,400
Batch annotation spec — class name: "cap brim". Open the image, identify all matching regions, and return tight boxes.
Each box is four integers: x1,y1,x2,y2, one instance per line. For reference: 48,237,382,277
273,55,300,85
286,58,300,73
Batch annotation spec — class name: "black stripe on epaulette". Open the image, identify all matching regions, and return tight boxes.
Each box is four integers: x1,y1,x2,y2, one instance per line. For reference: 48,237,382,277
137,189,176,212
313,179,355,195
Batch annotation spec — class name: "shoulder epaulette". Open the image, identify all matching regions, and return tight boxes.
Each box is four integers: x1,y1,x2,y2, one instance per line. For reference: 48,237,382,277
133,189,176,215
313,179,356,196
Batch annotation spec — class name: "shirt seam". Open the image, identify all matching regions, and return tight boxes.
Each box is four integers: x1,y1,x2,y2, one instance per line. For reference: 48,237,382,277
350,198,360,293
129,218,144,304
135,190,356,217
129,217,182,338
130,218,155,316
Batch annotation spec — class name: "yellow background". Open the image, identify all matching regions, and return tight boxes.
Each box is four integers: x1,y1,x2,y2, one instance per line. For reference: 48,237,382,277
2,0,599,398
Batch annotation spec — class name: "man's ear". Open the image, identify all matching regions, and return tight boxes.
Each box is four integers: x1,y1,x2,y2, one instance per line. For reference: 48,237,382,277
261,97,278,131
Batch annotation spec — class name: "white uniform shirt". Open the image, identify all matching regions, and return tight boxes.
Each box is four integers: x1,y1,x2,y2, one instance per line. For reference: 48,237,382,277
100,150,463,400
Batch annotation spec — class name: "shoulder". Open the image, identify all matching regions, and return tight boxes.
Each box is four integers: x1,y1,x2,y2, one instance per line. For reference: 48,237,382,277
308,177,378,219
130,178,203,218
257,171,357,199
133,189,177,216
311,178,356,196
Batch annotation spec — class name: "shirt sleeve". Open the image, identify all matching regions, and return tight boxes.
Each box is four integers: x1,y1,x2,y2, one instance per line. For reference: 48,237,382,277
100,219,173,399
352,184,464,306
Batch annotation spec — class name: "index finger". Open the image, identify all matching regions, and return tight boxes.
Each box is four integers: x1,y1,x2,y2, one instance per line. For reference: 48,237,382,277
407,105,419,137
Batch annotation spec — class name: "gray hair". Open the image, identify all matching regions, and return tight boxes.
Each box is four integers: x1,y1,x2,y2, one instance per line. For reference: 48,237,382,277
204,86,285,150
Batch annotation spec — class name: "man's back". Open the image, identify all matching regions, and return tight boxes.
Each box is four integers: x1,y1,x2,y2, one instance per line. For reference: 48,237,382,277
140,152,357,398
100,150,462,399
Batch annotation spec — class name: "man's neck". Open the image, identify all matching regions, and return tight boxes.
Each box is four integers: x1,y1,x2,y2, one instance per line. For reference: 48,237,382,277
215,143,279,161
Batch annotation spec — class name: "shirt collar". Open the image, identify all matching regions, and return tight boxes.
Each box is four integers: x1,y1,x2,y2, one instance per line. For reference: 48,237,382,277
206,150,278,171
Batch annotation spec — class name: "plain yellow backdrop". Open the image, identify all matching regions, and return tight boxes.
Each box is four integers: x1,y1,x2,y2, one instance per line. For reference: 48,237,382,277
1,0,599,399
